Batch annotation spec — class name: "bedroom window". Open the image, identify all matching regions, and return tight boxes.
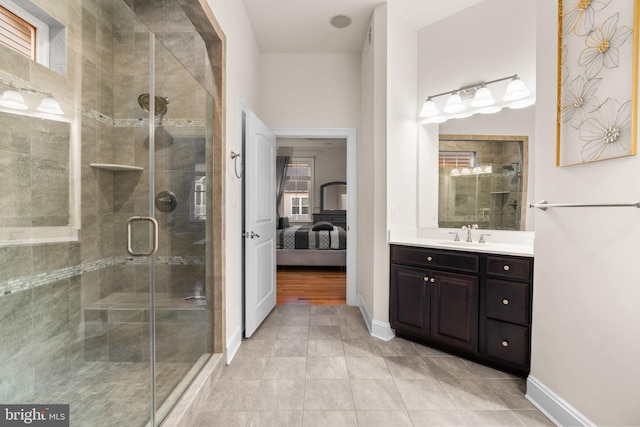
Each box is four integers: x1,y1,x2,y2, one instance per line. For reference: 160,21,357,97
290,196,309,216
283,158,313,222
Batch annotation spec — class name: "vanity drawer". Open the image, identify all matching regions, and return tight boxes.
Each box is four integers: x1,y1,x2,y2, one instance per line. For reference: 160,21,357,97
487,255,531,281
485,319,529,368
486,279,530,325
391,245,479,273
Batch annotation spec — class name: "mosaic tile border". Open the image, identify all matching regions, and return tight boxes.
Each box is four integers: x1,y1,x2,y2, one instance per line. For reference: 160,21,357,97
0,256,204,297
114,118,206,128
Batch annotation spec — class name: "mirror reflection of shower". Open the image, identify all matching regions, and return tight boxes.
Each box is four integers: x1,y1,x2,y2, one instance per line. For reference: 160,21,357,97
138,93,169,124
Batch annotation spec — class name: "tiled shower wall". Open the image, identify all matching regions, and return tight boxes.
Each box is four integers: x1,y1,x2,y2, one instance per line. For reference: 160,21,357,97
0,0,118,402
0,0,222,403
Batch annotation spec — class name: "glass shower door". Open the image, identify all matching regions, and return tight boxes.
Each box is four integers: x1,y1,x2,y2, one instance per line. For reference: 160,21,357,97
147,36,212,422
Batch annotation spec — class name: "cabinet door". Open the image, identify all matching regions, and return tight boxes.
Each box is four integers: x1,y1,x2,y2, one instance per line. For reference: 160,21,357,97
430,270,478,352
390,265,430,337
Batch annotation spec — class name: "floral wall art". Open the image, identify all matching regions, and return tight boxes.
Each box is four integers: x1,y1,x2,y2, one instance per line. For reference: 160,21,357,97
557,0,639,165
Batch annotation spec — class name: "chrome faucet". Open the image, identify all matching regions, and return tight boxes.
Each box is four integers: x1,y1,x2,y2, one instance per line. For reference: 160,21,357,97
462,224,478,242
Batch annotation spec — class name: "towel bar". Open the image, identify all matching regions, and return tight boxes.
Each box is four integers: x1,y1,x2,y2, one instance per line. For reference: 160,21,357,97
529,200,640,211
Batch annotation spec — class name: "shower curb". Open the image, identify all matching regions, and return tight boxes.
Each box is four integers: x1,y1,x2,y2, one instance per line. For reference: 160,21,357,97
160,353,224,426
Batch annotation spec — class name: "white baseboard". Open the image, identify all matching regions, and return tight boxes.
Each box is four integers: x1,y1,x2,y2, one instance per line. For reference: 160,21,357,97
526,375,595,426
371,319,395,341
357,294,395,341
225,326,242,364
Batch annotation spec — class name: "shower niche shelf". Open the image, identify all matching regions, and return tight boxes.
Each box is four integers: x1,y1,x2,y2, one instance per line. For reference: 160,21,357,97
90,163,144,171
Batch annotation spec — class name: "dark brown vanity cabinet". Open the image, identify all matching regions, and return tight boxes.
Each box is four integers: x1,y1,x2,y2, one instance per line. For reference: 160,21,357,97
390,245,533,377
482,255,533,373
390,247,479,354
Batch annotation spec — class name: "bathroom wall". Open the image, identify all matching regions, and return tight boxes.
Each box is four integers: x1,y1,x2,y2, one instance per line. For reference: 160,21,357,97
258,53,361,128
203,0,261,354
530,2,640,425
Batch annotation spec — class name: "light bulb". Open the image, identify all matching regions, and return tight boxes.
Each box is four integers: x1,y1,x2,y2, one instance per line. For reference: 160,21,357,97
419,99,439,117
443,93,465,114
503,78,531,101
470,87,495,107
0,90,28,110
37,97,64,115
425,115,447,124
508,97,536,109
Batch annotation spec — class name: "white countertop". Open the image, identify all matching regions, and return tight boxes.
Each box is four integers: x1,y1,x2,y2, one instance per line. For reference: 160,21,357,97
389,228,534,257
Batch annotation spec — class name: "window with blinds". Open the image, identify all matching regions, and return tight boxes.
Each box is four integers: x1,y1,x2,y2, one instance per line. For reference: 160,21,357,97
0,5,36,60
439,151,477,168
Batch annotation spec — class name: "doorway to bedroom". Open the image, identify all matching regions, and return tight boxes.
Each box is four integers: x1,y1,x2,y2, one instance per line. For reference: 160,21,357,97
274,128,356,306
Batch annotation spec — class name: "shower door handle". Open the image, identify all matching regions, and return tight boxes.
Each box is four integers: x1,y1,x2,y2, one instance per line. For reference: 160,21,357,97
127,216,159,256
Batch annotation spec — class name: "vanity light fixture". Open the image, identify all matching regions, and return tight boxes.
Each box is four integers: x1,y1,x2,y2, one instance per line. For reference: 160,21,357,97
0,88,66,116
419,74,534,124
419,98,439,117
508,97,536,109
36,97,64,115
470,86,495,107
0,90,28,110
478,105,503,114
443,92,465,114
503,76,531,101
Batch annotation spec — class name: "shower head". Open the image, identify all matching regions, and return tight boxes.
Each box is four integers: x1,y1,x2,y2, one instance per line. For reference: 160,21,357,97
138,93,169,116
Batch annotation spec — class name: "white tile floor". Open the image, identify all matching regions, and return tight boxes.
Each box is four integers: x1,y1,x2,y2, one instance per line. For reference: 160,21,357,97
190,305,554,426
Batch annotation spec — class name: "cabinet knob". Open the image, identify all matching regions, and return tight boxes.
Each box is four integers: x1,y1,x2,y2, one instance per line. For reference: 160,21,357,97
503,265,510,271
501,340,509,347
430,278,435,283
502,299,509,305
423,276,429,282
426,256,433,262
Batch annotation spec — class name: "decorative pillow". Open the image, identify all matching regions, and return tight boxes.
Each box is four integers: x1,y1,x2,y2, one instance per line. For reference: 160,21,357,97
278,217,289,229
312,221,333,231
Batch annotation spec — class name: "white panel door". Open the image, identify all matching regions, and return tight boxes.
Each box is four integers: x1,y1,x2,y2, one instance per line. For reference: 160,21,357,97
244,110,277,337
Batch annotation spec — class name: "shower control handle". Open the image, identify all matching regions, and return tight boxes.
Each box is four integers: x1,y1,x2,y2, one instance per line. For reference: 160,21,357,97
155,191,177,213
127,216,159,257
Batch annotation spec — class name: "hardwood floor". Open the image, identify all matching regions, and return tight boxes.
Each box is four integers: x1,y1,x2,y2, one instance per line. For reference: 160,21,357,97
276,267,346,305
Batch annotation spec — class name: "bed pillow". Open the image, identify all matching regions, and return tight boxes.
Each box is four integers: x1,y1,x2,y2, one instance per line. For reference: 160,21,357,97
278,217,290,229
312,221,333,231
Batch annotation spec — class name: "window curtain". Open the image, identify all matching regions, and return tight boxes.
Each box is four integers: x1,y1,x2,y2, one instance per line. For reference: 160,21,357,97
276,156,290,217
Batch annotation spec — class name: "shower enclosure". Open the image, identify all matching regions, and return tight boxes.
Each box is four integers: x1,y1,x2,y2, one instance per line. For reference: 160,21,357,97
0,1,215,425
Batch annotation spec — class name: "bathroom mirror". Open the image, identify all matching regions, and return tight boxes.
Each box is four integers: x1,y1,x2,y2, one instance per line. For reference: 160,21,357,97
320,181,347,211
438,134,528,231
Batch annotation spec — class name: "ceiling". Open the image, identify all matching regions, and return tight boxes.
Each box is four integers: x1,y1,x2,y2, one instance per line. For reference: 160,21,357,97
241,0,484,54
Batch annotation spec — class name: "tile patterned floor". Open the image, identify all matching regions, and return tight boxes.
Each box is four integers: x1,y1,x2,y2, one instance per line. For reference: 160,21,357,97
191,305,554,426
32,361,192,427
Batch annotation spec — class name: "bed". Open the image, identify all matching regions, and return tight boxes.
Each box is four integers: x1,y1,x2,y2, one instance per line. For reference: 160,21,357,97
276,223,347,267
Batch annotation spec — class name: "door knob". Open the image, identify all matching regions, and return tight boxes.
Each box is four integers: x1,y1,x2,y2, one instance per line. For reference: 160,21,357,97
250,231,260,239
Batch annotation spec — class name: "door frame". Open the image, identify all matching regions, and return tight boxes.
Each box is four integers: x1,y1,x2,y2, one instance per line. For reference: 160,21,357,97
272,127,357,306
